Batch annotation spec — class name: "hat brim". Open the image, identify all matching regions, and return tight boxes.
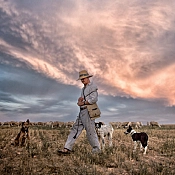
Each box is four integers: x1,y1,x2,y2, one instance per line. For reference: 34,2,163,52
77,75,93,81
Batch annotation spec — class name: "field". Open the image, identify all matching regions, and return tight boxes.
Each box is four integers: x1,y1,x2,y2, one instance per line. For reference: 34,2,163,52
0,124,175,175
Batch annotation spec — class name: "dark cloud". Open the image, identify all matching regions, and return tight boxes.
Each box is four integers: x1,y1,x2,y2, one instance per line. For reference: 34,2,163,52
0,56,80,121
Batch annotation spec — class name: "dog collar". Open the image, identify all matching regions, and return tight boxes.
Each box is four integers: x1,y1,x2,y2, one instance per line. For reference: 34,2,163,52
130,130,136,135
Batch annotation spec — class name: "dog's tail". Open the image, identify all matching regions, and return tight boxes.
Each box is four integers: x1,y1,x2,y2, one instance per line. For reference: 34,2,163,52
142,141,148,148
142,134,148,148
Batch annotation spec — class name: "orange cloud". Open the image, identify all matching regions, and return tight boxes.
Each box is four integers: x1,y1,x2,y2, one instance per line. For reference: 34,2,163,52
1,0,175,105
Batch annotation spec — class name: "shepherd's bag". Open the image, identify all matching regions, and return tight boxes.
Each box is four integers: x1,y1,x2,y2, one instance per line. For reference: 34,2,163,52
86,103,101,119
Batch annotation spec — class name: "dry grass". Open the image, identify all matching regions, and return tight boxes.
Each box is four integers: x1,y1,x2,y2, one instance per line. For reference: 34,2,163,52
0,125,175,175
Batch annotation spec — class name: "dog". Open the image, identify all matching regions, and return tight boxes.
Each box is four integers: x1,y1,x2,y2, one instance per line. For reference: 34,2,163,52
14,119,30,146
95,122,114,150
124,125,148,154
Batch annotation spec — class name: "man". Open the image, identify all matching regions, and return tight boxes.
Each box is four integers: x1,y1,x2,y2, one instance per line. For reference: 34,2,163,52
58,70,101,154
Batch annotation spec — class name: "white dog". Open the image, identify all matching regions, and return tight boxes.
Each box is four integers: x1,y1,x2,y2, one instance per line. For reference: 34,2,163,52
95,122,114,150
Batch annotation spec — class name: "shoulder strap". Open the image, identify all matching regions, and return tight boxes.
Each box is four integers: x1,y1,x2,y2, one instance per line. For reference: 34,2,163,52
85,90,97,98
83,87,97,100
82,87,86,100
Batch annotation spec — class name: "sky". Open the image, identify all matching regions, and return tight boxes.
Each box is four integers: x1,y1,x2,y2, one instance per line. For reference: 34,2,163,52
0,0,175,124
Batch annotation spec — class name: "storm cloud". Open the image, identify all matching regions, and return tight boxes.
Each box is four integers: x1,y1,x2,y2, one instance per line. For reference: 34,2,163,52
0,0,175,124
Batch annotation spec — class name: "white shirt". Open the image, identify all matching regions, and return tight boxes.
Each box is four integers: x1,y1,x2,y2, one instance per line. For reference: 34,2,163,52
81,82,98,105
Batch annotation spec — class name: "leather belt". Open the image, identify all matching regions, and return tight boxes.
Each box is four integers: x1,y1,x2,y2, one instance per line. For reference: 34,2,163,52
80,106,87,111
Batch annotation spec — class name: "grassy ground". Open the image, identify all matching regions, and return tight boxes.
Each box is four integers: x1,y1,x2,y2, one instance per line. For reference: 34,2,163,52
0,125,175,175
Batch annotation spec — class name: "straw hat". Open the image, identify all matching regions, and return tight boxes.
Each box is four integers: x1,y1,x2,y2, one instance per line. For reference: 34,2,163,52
77,70,93,80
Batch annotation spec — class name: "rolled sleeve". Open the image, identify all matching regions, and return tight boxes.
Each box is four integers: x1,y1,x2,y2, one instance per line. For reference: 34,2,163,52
88,90,98,104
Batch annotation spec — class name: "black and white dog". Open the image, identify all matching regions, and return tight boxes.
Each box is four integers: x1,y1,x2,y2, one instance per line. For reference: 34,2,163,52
124,125,148,154
95,122,114,150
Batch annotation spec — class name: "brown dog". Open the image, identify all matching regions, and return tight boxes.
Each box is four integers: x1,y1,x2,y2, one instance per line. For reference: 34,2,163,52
14,119,30,146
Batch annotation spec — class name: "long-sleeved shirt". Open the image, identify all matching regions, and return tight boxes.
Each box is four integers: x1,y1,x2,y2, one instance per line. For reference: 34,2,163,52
81,82,98,105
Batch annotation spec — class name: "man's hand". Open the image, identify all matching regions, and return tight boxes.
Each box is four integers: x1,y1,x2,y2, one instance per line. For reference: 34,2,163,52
78,97,84,102
77,97,84,106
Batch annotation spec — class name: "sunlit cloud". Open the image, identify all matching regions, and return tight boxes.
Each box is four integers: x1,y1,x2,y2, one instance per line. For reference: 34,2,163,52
0,0,175,123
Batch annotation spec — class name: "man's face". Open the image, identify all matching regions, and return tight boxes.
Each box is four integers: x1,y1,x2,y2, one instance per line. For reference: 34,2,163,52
81,77,90,85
